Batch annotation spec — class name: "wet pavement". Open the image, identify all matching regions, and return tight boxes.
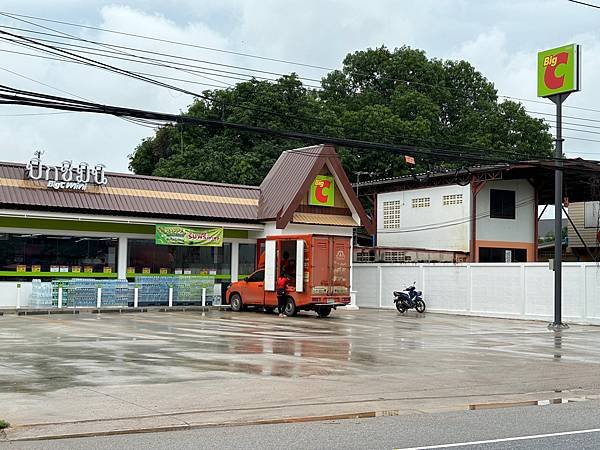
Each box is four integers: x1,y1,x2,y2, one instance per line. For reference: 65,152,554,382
2,309,600,439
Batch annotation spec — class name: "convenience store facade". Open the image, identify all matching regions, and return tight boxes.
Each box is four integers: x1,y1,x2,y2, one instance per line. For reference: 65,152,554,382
0,145,372,307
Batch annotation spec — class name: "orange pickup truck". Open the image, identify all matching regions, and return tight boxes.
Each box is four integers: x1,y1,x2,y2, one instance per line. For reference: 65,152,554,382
226,234,351,317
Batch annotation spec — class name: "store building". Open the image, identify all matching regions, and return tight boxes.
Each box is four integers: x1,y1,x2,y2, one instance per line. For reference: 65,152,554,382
0,144,372,307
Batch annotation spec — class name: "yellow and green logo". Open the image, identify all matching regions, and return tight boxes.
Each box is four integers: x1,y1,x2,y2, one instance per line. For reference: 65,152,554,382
537,44,580,97
309,175,335,207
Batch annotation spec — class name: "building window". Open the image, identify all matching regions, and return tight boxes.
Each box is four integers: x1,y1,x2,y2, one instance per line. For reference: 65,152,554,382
238,243,257,277
127,239,231,275
412,197,430,208
0,233,117,274
443,194,463,205
479,247,527,263
382,200,402,229
490,189,515,219
383,251,411,262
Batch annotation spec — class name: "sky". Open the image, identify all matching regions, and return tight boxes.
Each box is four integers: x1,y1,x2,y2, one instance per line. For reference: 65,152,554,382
0,0,599,175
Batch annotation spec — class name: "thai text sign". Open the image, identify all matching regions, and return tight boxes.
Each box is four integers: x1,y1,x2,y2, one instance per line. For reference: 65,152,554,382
309,175,335,207
25,151,108,191
537,44,581,97
155,225,224,246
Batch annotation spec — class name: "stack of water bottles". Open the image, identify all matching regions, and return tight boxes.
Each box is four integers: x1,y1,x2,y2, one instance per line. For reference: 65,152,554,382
135,276,170,306
30,279,53,308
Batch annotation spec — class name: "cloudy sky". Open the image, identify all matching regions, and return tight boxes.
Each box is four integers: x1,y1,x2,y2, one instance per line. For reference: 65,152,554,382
0,0,598,173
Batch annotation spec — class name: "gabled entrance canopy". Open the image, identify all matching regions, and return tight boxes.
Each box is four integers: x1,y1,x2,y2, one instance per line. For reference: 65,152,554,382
258,144,374,233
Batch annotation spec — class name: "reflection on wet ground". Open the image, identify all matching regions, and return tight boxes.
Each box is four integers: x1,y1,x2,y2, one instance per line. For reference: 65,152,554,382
2,309,600,394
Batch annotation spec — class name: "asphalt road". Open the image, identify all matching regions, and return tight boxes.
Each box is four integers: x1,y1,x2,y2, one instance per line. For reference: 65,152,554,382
4,400,600,449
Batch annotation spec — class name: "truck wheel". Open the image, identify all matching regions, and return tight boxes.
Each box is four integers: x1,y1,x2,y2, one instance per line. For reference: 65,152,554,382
284,298,297,316
230,294,243,312
317,306,332,318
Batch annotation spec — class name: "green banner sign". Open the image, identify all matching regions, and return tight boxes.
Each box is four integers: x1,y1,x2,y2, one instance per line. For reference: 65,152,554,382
155,225,224,246
309,175,335,207
537,44,581,97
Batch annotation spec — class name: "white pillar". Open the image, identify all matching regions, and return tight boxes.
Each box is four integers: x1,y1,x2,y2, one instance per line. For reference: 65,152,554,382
96,287,102,308
347,236,359,310
58,286,63,308
16,283,21,309
168,286,173,307
231,241,239,282
117,236,128,279
134,286,139,308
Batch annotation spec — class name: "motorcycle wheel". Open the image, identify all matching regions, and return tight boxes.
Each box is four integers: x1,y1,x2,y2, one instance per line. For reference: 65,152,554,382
415,299,426,313
395,302,406,313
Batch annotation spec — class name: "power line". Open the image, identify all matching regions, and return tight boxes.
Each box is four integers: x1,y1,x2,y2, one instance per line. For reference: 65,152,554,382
3,15,597,136
0,11,334,71
6,16,598,162
0,83,553,166
13,41,600,144
0,47,235,91
567,0,600,9
0,30,554,163
4,8,599,128
0,24,324,85
0,11,583,116
501,95,600,115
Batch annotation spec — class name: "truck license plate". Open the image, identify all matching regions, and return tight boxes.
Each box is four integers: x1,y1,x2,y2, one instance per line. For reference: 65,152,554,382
327,298,335,304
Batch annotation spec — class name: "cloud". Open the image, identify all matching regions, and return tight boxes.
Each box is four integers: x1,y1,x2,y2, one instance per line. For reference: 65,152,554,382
0,4,230,171
1,0,600,173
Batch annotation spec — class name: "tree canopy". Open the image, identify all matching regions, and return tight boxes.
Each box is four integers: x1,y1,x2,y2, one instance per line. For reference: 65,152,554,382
129,46,553,185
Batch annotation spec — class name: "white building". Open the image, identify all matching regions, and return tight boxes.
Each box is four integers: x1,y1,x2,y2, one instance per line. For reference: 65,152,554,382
358,167,539,263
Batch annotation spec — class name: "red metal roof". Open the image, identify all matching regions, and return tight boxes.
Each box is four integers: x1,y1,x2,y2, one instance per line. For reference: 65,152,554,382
0,145,373,231
0,161,259,222
258,145,327,220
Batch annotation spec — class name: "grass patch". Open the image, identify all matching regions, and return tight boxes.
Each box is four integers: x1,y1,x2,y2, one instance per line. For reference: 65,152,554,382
0,420,9,429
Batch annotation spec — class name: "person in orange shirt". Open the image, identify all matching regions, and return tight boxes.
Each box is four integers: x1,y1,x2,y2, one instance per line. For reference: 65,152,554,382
276,272,288,317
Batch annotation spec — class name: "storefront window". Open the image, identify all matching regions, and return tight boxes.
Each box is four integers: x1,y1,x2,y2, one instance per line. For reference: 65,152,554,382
0,233,118,273
238,243,257,276
127,239,231,275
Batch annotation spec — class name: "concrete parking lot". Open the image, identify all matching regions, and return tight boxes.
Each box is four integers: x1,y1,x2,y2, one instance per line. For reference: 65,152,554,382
2,309,600,440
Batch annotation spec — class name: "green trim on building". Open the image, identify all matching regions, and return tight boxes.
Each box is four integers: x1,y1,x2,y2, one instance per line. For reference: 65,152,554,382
0,271,118,278
0,217,250,238
125,273,232,280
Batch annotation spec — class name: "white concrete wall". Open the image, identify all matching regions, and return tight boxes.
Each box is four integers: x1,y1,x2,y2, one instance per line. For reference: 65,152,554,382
0,282,33,308
377,185,471,252
354,262,600,325
475,179,535,243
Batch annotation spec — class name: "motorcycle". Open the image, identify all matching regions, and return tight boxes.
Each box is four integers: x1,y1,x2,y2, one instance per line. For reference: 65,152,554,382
393,282,426,313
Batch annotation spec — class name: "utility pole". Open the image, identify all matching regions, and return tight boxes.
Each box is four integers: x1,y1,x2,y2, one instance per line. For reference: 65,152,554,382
536,43,580,331
549,92,569,330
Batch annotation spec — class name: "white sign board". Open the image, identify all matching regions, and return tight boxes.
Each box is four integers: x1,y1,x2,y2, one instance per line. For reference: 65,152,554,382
295,239,304,293
264,240,276,292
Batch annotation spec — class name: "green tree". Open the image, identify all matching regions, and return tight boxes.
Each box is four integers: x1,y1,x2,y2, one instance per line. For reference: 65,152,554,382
129,46,553,184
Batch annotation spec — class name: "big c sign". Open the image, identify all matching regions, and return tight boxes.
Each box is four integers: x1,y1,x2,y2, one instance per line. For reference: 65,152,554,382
537,44,581,97
309,175,335,207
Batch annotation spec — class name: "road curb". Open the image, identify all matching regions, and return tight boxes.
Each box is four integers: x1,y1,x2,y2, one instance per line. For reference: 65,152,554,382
2,410,402,442
4,394,595,442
